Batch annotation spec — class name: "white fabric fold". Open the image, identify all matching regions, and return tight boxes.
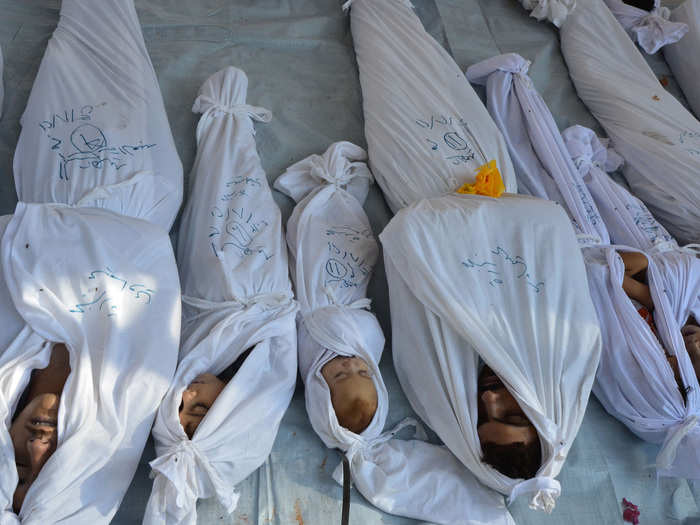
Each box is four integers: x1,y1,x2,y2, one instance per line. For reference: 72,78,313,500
277,142,513,524
145,67,297,525
12,0,182,230
381,193,601,511
0,203,181,523
349,0,515,213
518,0,576,27
602,0,688,54
665,0,700,118
556,0,700,243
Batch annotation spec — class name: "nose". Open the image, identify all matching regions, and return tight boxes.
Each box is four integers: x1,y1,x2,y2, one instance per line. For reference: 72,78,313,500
27,437,52,473
182,389,197,404
481,390,505,419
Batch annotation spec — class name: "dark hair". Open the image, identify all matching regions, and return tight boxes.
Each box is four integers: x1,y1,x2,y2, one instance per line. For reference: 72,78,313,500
481,440,542,480
335,397,376,434
622,0,654,10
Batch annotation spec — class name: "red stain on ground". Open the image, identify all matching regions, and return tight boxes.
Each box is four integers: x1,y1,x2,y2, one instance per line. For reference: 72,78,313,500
294,499,304,525
320,456,327,470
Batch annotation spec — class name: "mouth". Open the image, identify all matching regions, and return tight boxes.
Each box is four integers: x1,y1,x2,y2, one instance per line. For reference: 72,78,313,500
30,418,57,428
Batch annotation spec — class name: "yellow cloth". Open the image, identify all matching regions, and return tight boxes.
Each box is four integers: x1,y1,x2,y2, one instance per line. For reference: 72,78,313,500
456,160,505,198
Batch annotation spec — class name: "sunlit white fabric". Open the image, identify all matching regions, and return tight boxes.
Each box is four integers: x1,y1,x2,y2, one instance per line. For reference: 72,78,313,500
12,0,182,230
602,0,688,54
381,193,601,512
517,0,700,243
665,0,700,118
145,67,297,525
275,141,513,525
349,0,515,213
0,203,181,523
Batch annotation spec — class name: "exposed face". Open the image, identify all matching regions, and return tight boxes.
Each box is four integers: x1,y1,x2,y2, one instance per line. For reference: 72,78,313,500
321,356,378,432
10,393,60,513
683,324,700,380
179,373,226,439
477,370,537,447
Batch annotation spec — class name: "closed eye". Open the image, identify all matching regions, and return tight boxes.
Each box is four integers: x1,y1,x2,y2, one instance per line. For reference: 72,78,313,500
189,403,209,417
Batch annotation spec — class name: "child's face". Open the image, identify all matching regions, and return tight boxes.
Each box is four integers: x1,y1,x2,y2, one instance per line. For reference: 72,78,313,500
321,356,378,433
179,373,226,439
11,393,60,513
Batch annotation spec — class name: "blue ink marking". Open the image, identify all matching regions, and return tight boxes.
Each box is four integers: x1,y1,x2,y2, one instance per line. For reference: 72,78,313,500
444,132,468,151
325,225,373,243
73,267,156,318
323,234,373,289
462,246,545,293
227,176,262,188
39,105,156,180
70,290,106,313
573,183,599,225
626,203,672,244
416,114,477,164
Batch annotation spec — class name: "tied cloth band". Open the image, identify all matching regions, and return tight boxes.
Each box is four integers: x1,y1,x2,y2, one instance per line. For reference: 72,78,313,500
332,417,428,483
342,0,414,12
507,475,562,513
149,439,240,515
656,415,699,470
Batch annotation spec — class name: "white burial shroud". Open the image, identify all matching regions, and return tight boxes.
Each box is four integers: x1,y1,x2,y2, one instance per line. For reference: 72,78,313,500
465,50,700,478
602,0,688,54
12,0,182,230
562,127,700,478
0,203,181,524
347,0,516,213
519,0,700,244
665,0,700,118
380,193,601,512
274,142,513,525
145,67,297,525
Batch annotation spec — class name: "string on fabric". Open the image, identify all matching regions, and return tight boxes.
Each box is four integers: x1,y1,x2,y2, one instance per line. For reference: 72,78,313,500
341,0,414,12
340,453,351,525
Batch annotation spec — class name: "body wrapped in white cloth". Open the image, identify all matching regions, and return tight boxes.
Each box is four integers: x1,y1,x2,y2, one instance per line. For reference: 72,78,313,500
602,0,688,54
519,0,700,244
12,0,183,230
275,141,513,525
665,0,700,118
352,0,599,514
144,67,297,525
348,0,515,213
0,203,181,524
380,194,601,512
467,50,700,478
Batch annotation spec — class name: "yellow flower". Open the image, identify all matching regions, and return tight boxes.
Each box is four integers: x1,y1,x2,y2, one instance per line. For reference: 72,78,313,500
456,160,505,198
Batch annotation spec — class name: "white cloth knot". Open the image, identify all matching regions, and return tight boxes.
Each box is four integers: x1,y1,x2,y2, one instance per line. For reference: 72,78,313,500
657,415,699,470
519,0,576,27
507,476,561,513
332,418,427,483
150,439,240,516
182,292,294,314
194,95,272,123
631,9,688,54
